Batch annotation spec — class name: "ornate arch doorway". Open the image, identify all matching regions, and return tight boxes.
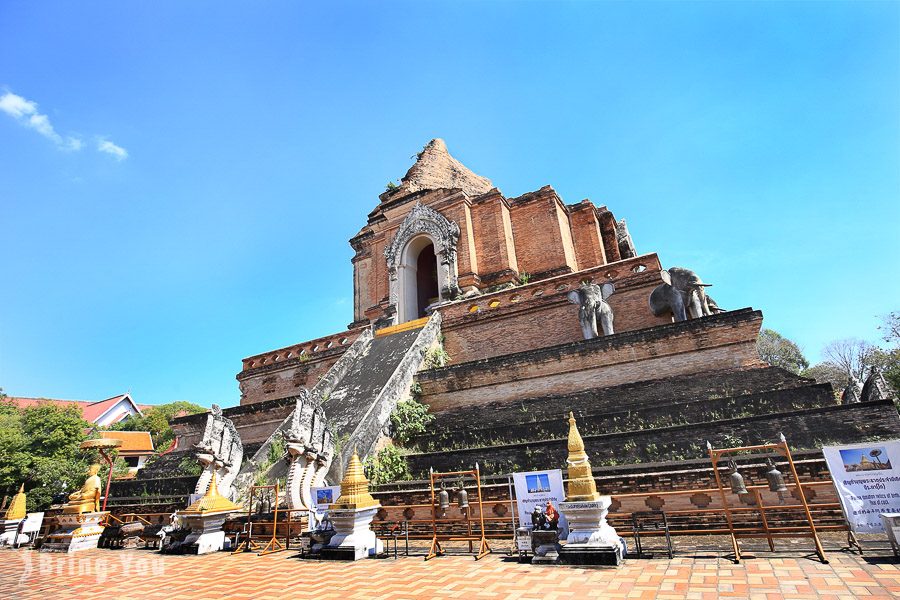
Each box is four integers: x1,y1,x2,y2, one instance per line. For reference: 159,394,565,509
385,203,461,324
397,235,440,322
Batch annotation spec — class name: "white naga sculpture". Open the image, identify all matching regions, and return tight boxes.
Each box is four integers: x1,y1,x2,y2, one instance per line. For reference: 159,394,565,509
194,404,243,501
283,392,334,511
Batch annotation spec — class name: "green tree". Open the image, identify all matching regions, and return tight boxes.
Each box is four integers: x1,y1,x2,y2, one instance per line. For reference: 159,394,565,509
390,398,434,445
757,329,810,374
0,396,92,511
801,361,847,395
108,400,206,450
363,446,411,485
876,311,900,393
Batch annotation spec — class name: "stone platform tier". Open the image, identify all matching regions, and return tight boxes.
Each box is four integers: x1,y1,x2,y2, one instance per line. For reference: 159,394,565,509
404,382,896,478
416,309,766,412
403,308,900,477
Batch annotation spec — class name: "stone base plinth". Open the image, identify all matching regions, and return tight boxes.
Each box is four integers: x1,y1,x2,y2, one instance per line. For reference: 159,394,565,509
558,498,623,566
530,530,561,564
163,513,230,555
41,512,108,554
558,544,623,566
319,506,383,560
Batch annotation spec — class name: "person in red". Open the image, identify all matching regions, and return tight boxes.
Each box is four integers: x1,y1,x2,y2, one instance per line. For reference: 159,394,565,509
544,501,559,530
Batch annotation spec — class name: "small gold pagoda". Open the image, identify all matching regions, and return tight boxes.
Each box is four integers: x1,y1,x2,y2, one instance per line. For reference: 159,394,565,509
330,450,379,510
4,484,26,521
182,473,242,515
564,412,601,502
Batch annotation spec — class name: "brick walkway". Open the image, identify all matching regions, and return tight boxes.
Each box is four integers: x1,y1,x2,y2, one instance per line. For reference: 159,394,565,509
3,545,900,599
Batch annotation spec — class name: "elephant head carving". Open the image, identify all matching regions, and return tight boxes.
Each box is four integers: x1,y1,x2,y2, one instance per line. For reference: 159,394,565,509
567,282,615,339
649,267,721,322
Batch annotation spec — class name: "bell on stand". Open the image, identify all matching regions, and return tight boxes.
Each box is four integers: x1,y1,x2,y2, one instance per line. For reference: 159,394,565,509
437,482,450,514
728,460,749,497
456,481,469,510
765,457,788,503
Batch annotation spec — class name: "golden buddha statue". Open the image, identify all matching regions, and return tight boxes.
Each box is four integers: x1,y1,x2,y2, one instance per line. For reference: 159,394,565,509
63,464,102,514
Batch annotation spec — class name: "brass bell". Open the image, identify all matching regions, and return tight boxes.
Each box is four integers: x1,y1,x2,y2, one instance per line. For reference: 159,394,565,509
765,458,788,494
438,486,450,511
457,485,469,509
728,460,749,496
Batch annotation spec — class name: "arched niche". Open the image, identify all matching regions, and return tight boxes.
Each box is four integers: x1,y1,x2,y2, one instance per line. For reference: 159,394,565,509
384,202,461,324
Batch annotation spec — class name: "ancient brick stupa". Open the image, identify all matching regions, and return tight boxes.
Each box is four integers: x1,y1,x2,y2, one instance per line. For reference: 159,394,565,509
126,138,899,527
558,413,622,565
319,450,383,560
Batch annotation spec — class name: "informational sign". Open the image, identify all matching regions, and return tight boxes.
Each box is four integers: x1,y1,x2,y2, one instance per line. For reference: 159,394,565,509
823,440,900,533
309,485,341,531
511,469,568,538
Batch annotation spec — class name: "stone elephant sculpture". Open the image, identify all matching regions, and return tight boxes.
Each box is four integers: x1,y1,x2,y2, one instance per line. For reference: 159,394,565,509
648,267,719,322
567,282,615,339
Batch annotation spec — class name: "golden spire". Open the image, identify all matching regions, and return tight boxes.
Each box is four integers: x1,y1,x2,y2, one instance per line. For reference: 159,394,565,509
4,483,26,521
182,472,243,515
564,412,600,502
330,449,379,510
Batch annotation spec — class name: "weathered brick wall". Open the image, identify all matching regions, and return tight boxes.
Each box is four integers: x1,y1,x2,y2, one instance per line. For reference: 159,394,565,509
238,328,362,406
172,397,296,448
422,309,765,411
350,182,632,328
438,254,671,363
470,190,519,286
409,382,837,453
508,187,577,278
568,200,608,269
423,367,814,436
403,400,900,477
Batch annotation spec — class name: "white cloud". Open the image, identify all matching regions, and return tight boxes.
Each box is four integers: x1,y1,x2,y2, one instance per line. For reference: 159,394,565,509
0,91,82,150
97,138,128,161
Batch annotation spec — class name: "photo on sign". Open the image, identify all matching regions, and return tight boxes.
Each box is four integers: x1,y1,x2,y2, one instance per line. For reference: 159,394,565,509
316,488,335,504
839,446,892,472
526,473,551,494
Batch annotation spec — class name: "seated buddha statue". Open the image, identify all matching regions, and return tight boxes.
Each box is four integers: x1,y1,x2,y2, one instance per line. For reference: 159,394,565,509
63,464,102,514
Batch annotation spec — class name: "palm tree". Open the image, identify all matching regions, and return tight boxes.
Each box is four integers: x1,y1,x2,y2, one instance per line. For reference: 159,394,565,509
870,449,883,467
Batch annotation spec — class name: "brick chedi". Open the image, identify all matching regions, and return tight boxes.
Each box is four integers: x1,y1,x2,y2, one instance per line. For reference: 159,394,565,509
119,139,900,521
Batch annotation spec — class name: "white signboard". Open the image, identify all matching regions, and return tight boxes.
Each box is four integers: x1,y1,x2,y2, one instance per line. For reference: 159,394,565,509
512,469,568,538
309,485,341,531
823,440,900,533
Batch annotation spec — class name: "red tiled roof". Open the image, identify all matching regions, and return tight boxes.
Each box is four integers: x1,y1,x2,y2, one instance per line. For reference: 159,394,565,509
5,393,141,424
99,431,154,454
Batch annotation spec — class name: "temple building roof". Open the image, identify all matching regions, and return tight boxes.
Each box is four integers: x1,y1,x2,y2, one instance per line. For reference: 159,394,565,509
5,393,150,426
99,431,154,456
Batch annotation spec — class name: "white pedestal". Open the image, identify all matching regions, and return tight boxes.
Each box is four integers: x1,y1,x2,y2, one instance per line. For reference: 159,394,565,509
558,498,622,566
41,512,108,554
179,513,229,555
321,506,383,560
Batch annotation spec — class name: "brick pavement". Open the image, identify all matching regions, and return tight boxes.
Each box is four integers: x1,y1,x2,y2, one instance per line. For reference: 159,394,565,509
3,545,900,599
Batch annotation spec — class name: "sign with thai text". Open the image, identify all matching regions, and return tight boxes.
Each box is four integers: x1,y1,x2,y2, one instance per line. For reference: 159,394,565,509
823,440,900,533
512,469,568,538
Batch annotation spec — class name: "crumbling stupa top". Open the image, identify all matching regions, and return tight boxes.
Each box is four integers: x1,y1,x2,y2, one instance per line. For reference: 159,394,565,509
390,138,493,198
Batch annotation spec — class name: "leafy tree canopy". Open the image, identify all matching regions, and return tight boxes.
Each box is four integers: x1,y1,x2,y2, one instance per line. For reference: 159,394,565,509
0,392,93,511
757,329,810,374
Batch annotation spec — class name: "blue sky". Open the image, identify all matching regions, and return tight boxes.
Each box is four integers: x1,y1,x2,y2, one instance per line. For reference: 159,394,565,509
1,1,897,408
